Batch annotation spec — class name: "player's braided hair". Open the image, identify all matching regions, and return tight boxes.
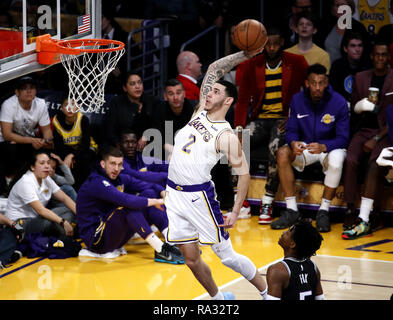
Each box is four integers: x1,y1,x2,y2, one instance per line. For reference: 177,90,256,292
292,219,323,260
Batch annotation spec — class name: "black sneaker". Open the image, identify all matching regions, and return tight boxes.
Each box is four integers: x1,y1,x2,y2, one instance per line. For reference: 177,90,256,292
271,209,301,229
343,208,357,230
369,211,384,232
316,210,330,232
154,243,185,264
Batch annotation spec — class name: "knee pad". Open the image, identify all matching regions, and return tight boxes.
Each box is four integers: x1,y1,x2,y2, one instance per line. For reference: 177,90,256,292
212,240,257,281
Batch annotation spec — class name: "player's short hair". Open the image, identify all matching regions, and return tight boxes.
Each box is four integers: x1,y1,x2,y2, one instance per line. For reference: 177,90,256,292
292,220,323,260
216,79,238,106
100,146,123,161
307,63,327,76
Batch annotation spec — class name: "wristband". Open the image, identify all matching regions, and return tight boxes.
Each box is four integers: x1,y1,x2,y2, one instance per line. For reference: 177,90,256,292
59,218,65,227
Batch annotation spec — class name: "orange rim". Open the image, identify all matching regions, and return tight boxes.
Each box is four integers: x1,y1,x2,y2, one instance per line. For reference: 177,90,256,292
36,34,125,64
56,38,125,55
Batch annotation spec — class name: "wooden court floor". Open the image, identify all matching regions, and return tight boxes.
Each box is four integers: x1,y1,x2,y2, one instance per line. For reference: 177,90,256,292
1,216,392,300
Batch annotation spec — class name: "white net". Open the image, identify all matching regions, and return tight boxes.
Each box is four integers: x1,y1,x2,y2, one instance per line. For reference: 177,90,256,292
60,40,125,113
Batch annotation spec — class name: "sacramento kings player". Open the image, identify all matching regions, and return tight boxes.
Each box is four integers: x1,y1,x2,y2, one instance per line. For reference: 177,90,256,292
266,219,324,300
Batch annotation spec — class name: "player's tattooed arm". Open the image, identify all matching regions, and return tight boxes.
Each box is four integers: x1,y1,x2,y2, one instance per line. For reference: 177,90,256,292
194,47,264,115
197,51,248,113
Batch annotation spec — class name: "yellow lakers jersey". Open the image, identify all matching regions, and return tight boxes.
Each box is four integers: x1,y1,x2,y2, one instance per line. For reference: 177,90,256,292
358,0,391,35
53,112,98,152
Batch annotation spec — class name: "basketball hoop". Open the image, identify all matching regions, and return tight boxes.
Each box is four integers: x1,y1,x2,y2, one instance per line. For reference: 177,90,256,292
36,34,125,113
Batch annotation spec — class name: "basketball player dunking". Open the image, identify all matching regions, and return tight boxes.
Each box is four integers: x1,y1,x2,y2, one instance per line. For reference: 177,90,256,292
164,48,267,300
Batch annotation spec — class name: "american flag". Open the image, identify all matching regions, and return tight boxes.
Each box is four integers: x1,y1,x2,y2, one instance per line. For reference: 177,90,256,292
77,14,90,34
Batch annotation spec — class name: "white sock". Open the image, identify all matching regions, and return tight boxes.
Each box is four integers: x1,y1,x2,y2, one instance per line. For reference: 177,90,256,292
319,198,331,211
261,288,268,300
211,290,224,300
262,194,274,205
358,197,373,223
161,227,168,242
145,233,164,252
285,196,298,212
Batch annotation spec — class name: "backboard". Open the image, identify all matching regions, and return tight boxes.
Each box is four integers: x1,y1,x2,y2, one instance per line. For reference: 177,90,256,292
0,0,101,84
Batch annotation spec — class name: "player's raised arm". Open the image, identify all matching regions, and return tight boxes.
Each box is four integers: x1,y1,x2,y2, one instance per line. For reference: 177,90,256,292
195,48,264,115
217,130,250,228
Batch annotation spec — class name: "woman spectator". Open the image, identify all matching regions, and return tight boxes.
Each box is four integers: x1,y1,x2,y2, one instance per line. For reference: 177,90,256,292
4,151,76,238
103,71,160,150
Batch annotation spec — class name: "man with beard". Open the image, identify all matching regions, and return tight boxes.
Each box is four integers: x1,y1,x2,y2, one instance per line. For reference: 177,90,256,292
235,27,309,225
274,64,349,232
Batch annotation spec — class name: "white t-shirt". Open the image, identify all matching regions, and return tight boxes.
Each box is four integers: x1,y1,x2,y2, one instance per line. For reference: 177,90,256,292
5,170,60,221
0,95,50,142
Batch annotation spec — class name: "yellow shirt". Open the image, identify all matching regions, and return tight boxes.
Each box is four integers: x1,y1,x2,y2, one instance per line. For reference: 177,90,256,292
285,44,330,73
53,112,98,152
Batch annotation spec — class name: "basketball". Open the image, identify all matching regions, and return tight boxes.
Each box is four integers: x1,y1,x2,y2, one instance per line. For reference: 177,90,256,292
232,19,267,52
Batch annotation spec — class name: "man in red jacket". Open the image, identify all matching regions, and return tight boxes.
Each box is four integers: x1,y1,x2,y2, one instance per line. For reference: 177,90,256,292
176,51,202,102
235,26,308,225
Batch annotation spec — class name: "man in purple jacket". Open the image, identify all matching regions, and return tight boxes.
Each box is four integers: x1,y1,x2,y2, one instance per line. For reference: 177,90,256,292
76,146,184,263
273,64,350,232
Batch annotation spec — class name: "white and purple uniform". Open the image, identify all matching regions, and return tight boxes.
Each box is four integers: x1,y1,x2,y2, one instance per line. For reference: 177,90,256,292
165,110,232,245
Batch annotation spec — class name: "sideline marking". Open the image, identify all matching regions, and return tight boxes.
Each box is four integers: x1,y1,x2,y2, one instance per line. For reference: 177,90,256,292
0,257,46,279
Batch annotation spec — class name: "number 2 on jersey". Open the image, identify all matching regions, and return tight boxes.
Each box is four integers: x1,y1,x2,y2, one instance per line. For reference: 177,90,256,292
181,134,196,154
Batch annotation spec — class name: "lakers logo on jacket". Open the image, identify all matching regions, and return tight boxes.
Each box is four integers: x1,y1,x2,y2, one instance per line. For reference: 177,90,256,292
321,114,335,124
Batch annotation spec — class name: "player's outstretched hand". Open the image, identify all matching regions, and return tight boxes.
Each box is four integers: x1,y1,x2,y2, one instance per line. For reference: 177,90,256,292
218,211,238,229
148,198,165,211
244,41,266,58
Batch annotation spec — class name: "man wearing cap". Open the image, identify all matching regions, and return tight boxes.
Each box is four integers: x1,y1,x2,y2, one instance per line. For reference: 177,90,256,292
342,41,393,238
0,76,53,196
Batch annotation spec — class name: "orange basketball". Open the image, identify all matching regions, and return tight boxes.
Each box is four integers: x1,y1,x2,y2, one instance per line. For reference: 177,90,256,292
232,19,267,52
